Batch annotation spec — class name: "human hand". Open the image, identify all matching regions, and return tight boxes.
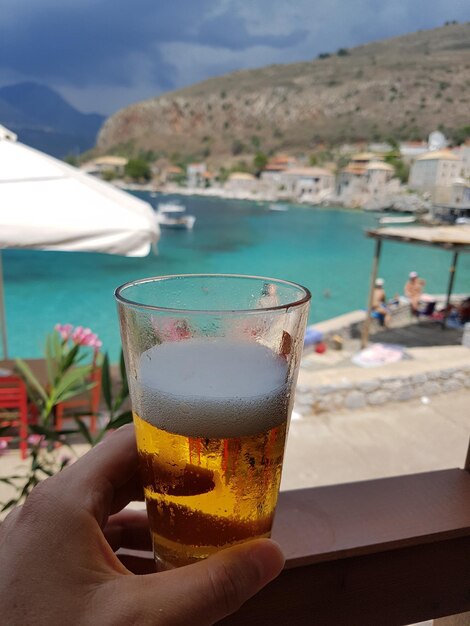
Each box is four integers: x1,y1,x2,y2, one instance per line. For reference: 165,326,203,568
0,425,285,625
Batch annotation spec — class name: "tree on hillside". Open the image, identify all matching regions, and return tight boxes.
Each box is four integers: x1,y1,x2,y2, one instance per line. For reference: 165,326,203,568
124,158,151,181
253,151,268,173
384,151,409,184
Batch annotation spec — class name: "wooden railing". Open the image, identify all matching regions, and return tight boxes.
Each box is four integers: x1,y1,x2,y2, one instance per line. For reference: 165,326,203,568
221,465,470,625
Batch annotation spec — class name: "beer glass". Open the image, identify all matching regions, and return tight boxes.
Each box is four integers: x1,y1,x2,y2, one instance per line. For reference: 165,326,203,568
115,274,310,570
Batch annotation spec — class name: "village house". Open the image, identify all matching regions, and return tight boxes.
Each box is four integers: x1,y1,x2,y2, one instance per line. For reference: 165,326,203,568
260,154,298,185
335,152,399,208
408,149,463,204
458,140,470,178
81,155,128,178
224,172,259,196
398,141,429,163
162,165,185,183
187,162,207,188
276,167,335,203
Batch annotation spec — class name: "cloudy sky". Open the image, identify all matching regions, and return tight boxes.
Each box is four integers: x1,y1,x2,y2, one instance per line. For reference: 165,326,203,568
1,0,469,115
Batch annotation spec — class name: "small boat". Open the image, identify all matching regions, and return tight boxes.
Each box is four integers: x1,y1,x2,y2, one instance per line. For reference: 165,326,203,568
378,215,416,225
268,203,289,212
158,213,196,230
156,203,196,229
157,202,186,213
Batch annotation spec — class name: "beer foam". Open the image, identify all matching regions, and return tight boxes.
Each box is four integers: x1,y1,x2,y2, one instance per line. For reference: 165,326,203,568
136,339,290,438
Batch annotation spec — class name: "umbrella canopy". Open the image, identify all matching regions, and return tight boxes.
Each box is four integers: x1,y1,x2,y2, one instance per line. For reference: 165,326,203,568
0,127,160,356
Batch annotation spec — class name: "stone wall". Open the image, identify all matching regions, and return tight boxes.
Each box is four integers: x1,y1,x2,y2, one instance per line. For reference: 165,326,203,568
294,364,470,416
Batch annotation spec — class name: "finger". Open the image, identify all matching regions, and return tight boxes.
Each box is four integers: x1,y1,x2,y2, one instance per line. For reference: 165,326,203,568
104,509,152,552
54,424,139,525
109,471,145,517
115,538,285,626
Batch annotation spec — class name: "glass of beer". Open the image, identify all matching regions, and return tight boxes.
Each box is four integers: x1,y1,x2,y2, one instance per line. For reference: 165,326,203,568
115,274,310,570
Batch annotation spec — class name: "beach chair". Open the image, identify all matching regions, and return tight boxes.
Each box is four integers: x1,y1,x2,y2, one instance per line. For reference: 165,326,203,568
55,367,102,434
0,376,29,459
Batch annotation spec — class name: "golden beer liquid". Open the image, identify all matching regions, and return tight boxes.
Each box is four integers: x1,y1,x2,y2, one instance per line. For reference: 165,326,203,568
134,412,287,569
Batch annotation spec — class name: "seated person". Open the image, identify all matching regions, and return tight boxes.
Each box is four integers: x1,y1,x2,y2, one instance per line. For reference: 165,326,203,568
404,271,425,316
458,297,470,324
372,278,391,328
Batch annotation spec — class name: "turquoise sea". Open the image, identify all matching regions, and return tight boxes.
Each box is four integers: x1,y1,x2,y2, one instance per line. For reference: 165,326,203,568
4,194,469,360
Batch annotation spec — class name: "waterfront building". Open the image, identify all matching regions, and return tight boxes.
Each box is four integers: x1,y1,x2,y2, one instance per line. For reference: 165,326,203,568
458,141,470,178
276,167,335,203
187,162,207,188
336,153,396,207
81,155,128,177
224,172,259,195
408,150,463,204
260,155,298,185
163,165,184,183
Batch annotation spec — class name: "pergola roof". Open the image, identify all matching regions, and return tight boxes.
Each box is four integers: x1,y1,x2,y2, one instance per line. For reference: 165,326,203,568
366,225,470,253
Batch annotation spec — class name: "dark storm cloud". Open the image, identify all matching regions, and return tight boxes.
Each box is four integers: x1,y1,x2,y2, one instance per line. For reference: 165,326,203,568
0,0,306,88
0,0,468,112
0,0,208,88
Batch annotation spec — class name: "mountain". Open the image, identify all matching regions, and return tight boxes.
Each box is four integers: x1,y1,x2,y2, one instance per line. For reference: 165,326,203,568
0,82,105,158
97,23,470,161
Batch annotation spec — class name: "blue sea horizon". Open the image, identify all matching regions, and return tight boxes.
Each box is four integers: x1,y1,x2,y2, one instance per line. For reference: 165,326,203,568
4,194,468,361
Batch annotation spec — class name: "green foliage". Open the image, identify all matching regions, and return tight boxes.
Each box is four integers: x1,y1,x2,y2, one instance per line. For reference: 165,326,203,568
337,48,349,56
309,154,318,166
251,135,261,149
63,154,78,166
217,167,230,183
318,52,331,60
385,151,410,183
124,158,151,181
0,330,131,512
101,169,116,182
253,151,268,172
448,125,470,145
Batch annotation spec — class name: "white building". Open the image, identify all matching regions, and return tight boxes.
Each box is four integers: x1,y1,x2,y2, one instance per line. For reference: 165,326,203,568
224,172,258,195
451,178,470,209
408,150,463,204
187,162,207,188
458,142,470,178
81,156,128,177
276,167,335,203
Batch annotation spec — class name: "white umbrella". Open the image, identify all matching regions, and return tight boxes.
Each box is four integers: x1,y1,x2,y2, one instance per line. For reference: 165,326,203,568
0,126,160,357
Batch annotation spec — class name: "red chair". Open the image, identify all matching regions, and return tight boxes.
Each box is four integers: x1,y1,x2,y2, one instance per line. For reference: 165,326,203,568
0,376,29,460
55,367,102,434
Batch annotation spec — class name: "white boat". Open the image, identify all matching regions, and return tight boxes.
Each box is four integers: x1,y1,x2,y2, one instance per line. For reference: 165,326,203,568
157,202,186,213
268,203,289,212
157,213,196,230
378,215,417,225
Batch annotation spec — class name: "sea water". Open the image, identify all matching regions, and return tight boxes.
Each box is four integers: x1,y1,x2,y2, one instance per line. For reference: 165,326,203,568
4,194,469,359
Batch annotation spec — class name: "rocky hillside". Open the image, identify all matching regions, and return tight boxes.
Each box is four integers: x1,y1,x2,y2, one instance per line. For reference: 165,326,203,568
97,23,470,160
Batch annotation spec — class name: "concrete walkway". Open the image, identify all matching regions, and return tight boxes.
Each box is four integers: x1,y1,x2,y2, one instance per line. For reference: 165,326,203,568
281,389,469,491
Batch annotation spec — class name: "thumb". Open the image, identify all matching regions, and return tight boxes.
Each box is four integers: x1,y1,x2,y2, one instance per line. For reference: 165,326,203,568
123,538,285,625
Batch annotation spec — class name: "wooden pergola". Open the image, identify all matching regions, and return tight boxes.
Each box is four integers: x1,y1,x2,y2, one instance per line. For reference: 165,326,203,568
361,225,470,348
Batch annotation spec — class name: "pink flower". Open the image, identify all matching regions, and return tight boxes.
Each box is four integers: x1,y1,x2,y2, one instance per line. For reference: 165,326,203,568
27,434,46,448
55,323,73,341
0,440,8,454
